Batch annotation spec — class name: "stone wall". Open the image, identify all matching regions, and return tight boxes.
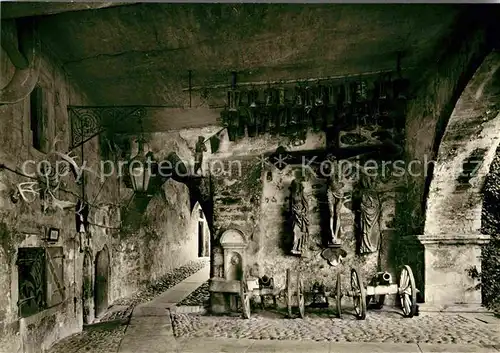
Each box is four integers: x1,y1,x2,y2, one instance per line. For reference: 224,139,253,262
418,51,500,308
389,22,491,297
0,44,98,352
203,128,403,297
0,46,206,353
106,131,208,297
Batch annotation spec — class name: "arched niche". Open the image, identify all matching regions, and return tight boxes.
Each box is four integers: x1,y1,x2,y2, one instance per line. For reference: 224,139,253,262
220,228,246,247
191,201,210,257
94,245,110,318
82,250,93,324
219,229,247,281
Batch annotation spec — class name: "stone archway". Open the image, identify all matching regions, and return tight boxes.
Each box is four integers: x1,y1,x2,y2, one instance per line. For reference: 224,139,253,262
419,51,500,309
82,251,93,324
192,202,210,258
94,246,110,318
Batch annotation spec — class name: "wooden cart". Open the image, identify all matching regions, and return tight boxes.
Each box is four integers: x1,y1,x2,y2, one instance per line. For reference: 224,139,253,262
240,277,281,319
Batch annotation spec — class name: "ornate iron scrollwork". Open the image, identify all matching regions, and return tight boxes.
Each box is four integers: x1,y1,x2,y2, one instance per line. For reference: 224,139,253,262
68,106,146,149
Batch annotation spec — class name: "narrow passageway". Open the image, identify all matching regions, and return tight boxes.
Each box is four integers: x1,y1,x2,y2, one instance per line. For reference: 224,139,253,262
2,4,500,353
46,260,209,353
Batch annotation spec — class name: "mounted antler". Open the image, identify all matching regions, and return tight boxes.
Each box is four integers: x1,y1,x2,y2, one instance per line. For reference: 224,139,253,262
54,151,98,183
47,190,75,211
50,133,63,153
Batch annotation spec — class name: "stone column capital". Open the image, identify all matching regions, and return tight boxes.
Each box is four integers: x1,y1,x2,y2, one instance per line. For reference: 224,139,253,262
417,233,490,245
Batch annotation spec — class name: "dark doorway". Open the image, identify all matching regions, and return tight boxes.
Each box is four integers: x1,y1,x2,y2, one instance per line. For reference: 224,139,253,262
198,221,204,257
94,247,109,318
82,251,93,324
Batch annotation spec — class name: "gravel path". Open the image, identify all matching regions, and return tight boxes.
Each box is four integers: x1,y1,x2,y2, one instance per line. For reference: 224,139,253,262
172,310,500,345
47,259,209,353
177,280,210,307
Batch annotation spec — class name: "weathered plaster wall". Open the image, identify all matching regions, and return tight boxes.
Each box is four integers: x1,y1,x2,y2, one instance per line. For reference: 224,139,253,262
0,44,104,352
138,179,198,282
0,43,207,353
105,131,208,298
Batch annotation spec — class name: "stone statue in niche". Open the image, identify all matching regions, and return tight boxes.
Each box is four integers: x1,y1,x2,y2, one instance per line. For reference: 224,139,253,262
356,174,381,254
194,136,207,175
327,176,345,247
228,253,243,280
289,174,309,255
213,247,224,278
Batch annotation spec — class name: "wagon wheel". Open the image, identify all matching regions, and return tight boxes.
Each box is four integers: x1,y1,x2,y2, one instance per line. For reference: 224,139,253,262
286,270,292,318
240,280,251,319
351,267,367,320
335,272,342,319
298,275,305,318
398,265,417,318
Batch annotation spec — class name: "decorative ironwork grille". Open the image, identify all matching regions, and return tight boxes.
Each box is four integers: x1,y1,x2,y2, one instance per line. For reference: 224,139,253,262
17,247,47,317
68,106,147,150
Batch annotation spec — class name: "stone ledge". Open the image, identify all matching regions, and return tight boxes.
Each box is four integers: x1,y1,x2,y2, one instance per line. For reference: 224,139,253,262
417,233,490,245
418,303,490,313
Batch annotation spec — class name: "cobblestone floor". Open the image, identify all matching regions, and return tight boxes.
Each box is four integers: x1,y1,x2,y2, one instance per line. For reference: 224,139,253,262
172,309,500,345
46,323,126,353
177,280,209,306
96,259,209,323
47,259,209,353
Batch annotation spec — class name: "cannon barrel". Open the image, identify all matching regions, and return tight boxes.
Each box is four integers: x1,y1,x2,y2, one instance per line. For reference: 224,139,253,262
382,272,392,283
374,271,392,285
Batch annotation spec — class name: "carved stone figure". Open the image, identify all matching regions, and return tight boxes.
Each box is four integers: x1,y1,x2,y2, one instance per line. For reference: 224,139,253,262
213,247,224,278
194,136,207,175
289,175,309,255
357,174,381,254
228,253,243,280
327,176,345,246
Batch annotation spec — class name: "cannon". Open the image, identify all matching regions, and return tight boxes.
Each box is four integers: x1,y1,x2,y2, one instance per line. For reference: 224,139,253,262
240,269,304,319
240,275,280,319
365,271,392,309
364,265,418,318
335,265,418,319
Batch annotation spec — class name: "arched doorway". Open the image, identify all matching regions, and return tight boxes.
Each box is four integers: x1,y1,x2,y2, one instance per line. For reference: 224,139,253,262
82,251,93,324
94,246,110,318
192,202,210,258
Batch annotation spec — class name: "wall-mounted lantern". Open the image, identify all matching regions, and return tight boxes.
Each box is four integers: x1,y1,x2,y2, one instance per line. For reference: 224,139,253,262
128,137,152,194
248,88,259,108
314,85,325,106
327,85,338,107
227,71,240,112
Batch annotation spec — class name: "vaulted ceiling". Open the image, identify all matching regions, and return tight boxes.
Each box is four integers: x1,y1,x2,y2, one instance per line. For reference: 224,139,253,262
1,3,495,107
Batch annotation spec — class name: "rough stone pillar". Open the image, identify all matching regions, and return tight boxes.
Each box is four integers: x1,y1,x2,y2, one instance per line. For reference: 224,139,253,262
418,234,490,309
420,51,500,310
